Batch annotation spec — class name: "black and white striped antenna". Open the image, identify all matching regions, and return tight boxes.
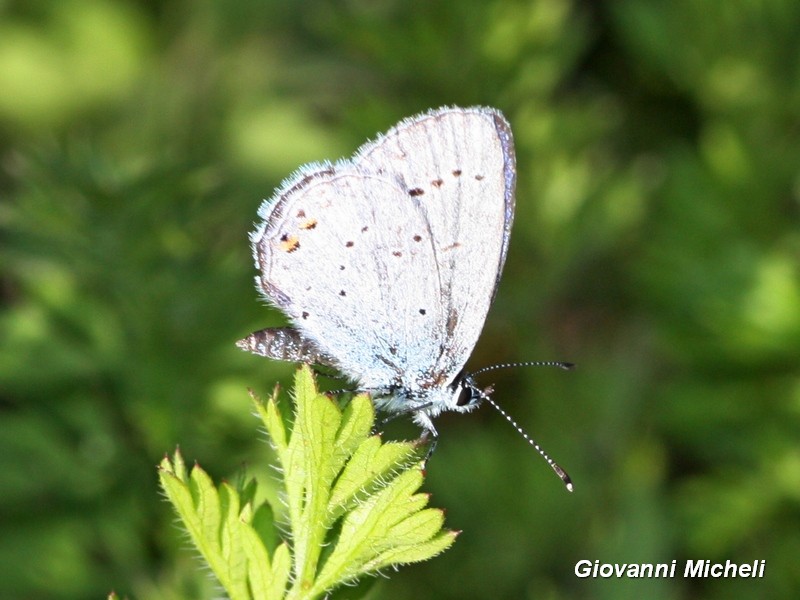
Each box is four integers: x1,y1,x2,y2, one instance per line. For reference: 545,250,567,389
472,360,575,492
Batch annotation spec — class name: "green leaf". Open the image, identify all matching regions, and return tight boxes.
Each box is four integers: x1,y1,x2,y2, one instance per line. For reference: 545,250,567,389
259,387,287,456
312,467,435,592
162,365,456,600
366,530,459,573
327,437,419,524
285,389,342,592
158,450,284,600
331,393,374,474
219,483,249,599
242,521,272,598
270,542,292,598
275,366,457,597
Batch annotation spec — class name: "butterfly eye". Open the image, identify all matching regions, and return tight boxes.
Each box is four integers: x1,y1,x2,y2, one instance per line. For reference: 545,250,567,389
455,384,479,407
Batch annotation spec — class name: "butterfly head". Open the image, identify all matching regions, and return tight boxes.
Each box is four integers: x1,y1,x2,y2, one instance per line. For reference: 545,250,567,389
447,371,494,413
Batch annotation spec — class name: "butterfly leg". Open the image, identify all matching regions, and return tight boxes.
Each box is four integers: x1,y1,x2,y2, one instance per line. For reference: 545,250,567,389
419,428,439,470
413,412,439,469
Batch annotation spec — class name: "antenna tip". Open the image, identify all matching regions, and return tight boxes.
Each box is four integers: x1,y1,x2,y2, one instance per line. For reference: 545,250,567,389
560,362,576,370
553,463,574,491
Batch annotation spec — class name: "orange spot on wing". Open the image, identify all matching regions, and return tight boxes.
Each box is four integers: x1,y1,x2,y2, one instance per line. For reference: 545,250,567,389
279,234,300,253
300,218,317,230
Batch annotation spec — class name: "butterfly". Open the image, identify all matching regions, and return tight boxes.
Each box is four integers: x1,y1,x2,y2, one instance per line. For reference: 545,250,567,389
237,106,573,490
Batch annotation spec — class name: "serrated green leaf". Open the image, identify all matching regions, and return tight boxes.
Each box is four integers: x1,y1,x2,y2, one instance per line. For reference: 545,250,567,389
160,455,273,600
365,530,459,573
220,482,241,548
288,370,343,593
219,483,249,599
171,448,188,481
303,393,341,487
312,467,426,592
242,522,274,599
159,470,204,545
189,466,222,556
293,364,318,408
327,438,418,523
364,494,435,556
386,508,445,546
330,394,373,475
158,470,188,514
163,367,456,600
271,542,291,599
259,391,287,456
350,466,426,528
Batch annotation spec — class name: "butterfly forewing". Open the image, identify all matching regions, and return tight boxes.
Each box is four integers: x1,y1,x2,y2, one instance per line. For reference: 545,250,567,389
250,107,516,394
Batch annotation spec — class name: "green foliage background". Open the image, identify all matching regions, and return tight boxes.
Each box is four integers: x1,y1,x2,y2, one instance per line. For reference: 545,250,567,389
2,0,799,598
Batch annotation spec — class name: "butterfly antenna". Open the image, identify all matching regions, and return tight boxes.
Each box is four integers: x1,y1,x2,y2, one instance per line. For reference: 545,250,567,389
472,360,575,376
483,394,574,492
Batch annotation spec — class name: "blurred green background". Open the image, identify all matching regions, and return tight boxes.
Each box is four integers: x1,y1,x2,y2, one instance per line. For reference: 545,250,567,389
2,0,799,598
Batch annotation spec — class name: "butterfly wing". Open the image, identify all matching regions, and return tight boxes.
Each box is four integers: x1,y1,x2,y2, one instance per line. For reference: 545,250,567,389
249,106,516,393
